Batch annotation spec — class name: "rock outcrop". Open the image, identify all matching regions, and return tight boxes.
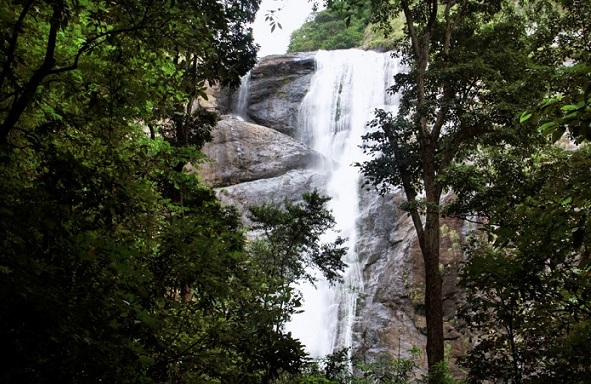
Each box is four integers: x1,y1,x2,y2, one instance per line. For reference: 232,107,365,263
200,115,322,188
216,168,329,215
243,53,316,136
353,189,427,363
354,187,467,367
201,51,466,369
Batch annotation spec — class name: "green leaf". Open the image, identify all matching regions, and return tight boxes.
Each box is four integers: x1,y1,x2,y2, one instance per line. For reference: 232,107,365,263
560,196,573,206
520,112,533,123
539,121,557,133
561,104,579,111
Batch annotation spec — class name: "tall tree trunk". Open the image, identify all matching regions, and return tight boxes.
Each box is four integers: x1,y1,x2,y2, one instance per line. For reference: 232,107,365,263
423,209,444,382
421,143,445,382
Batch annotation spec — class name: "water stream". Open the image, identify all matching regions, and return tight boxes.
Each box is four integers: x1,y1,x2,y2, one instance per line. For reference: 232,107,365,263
230,49,400,357
286,49,399,357
235,71,251,121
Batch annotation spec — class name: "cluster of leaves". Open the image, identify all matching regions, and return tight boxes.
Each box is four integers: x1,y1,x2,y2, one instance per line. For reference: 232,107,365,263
457,147,591,384
287,9,368,53
248,191,347,285
0,0,346,383
519,0,591,143
0,0,260,145
274,347,465,384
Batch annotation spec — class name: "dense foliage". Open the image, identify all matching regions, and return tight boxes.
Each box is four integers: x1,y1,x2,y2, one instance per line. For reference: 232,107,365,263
345,1,547,380
450,1,591,382
321,0,591,382
0,0,344,383
273,347,468,384
287,9,367,53
450,142,591,383
248,191,347,286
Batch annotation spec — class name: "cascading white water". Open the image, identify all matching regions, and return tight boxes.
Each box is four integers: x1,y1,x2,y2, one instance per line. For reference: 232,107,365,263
235,72,251,120
287,49,400,357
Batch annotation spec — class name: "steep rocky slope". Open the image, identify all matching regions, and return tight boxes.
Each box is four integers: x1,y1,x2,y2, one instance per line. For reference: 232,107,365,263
201,51,465,367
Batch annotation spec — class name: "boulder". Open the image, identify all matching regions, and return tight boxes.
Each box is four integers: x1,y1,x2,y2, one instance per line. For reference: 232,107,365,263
215,168,330,219
246,53,316,136
200,115,322,188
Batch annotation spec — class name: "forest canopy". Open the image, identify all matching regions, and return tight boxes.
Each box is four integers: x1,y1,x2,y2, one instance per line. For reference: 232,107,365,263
287,9,367,53
0,0,347,382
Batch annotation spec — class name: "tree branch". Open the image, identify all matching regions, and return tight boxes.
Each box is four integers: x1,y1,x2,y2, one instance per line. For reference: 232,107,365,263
382,122,425,244
401,0,420,60
0,3,159,143
1,1,63,144
431,0,456,140
0,0,35,93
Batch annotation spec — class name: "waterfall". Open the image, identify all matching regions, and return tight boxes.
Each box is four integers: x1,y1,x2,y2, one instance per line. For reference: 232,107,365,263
234,71,251,120
287,49,400,357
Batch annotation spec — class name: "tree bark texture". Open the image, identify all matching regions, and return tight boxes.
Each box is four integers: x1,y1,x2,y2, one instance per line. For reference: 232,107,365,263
400,1,447,382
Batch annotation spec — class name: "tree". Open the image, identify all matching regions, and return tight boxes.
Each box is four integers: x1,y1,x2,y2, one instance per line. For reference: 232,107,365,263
0,0,327,382
323,0,550,381
0,0,259,146
457,146,591,383
248,191,347,285
287,9,367,53
247,191,348,332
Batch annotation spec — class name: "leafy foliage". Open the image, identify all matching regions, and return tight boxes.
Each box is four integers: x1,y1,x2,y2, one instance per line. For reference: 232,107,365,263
248,191,347,285
0,0,338,383
443,2,591,381
518,0,591,143
274,347,466,384
458,147,591,384
0,0,259,146
288,9,367,53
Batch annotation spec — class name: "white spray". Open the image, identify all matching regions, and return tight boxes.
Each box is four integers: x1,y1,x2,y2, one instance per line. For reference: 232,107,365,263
287,49,399,357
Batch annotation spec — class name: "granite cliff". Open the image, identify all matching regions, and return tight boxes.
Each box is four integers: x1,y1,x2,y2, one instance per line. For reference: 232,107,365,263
201,51,464,366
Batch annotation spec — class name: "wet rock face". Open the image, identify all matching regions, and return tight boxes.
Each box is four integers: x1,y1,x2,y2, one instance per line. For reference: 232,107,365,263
202,52,466,370
216,168,329,219
354,187,468,366
246,53,316,136
353,188,427,364
200,115,323,188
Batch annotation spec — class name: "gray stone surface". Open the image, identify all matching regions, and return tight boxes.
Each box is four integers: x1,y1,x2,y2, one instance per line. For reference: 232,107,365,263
215,168,330,220
245,53,316,136
200,115,322,188
353,188,426,362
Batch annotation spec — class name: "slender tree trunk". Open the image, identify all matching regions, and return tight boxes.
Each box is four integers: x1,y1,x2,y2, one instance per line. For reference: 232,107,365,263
421,141,445,382
423,209,444,382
